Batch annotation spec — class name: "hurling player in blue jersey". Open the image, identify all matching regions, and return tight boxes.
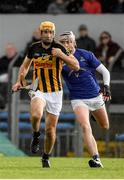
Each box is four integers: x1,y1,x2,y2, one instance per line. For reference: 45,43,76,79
59,31,111,168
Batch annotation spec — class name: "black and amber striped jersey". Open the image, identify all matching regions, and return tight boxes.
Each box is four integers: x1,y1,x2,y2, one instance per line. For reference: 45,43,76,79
27,40,67,93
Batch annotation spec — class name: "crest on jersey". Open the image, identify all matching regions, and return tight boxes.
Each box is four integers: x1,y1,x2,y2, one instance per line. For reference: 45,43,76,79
80,57,86,62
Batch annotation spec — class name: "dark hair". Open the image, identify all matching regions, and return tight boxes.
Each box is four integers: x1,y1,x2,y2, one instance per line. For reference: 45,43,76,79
78,24,88,31
100,31,112,39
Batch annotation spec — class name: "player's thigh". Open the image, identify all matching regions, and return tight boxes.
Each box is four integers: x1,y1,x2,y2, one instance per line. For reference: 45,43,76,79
91,106,109,129
45,112,59,130
30,97,45,118
73,106,90,128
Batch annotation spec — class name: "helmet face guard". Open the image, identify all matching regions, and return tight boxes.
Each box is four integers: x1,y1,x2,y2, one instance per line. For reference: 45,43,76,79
59,31,75,42
59,31,77,49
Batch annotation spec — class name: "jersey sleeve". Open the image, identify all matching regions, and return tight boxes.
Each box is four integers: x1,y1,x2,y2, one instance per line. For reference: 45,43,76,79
27,45,33,59
60,45,68,55
57,43,69,55
88,51,101,69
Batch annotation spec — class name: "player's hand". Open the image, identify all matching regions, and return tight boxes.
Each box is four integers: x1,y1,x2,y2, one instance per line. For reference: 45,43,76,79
103,85,111,102
52,48,62,57
12,82,22,93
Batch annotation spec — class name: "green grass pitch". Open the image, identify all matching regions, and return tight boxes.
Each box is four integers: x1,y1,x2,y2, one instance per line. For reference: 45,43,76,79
0,157,124,179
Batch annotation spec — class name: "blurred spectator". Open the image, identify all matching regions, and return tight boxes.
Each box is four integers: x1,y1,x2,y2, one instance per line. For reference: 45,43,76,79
0,0,27,13
96,31,123,69
76,24,96,53
0,43,17,82
0,0,51,13
0,43,24,108
24,28,41,55
66,0,84,13
29,28,41,44
110,0,124,13
27,0,52,13
82,0,102,14
47,0,67,14
0,43,17,109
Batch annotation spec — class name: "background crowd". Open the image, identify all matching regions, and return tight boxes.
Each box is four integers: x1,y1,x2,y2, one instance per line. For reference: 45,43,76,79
0,0,124,14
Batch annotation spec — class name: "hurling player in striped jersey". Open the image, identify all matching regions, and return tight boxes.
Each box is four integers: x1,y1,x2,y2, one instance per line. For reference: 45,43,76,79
12,23,79,168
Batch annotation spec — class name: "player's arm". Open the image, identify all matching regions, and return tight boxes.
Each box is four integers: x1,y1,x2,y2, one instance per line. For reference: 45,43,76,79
96,64,111,101
52,48,79,71
17,56,32,82
12,56,32,92
88,51,111,101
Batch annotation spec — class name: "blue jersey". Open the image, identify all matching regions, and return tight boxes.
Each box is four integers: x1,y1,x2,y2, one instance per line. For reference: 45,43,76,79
62,49,101,100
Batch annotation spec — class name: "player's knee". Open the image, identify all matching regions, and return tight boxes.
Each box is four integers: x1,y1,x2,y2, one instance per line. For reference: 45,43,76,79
101,123,109,130
82,124,92,134
31,112,42,121
45,127,56,138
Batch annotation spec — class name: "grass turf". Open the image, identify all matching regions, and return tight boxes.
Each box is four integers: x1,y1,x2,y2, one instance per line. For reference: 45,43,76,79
0,157,124,179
